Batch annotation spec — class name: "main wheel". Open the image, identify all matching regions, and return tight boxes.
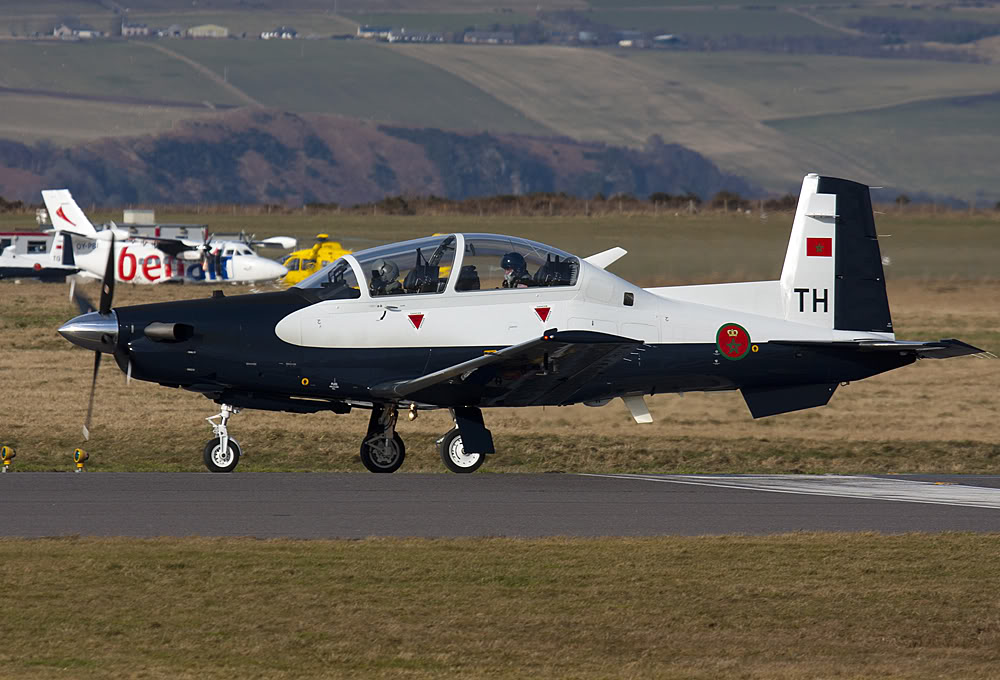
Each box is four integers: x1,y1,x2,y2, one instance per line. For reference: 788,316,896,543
203,436,241,473
438,428,485,474
360,433,406,473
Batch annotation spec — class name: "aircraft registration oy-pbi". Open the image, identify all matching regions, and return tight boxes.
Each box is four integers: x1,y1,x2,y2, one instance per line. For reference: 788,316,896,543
55,175,989,474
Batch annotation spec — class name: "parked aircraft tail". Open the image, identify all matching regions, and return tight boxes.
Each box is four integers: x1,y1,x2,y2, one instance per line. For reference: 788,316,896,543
645,174,893,336
41,190,100,239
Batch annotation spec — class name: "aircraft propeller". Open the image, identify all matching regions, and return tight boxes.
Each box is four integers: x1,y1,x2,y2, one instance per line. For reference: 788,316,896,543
60,233,120,441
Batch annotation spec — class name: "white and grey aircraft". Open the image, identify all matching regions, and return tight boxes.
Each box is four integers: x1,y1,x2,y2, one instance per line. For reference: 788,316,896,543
41,190,289,285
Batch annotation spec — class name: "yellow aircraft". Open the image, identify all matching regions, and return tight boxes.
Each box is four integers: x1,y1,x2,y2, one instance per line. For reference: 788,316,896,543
280,234,352,286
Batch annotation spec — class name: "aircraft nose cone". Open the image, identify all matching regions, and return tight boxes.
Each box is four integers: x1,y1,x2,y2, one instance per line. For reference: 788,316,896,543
58,311,119,353
269,260,289,278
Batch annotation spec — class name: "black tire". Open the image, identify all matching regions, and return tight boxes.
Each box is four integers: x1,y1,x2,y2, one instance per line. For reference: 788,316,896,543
360,433,406,473
203,437,241,473
438,428,485,474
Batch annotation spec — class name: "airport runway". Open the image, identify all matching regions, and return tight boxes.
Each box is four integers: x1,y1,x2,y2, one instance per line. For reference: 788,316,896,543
3,472,1000,537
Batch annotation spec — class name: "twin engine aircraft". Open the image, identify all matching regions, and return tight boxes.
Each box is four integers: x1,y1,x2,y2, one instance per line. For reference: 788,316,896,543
41,190,290,285
57,175,986,473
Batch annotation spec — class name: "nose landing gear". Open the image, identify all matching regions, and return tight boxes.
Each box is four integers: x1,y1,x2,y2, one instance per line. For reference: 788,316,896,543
204,403,242,473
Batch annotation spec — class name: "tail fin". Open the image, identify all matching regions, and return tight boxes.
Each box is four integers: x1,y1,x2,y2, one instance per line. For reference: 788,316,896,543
41,190,99,239
779,174,892,334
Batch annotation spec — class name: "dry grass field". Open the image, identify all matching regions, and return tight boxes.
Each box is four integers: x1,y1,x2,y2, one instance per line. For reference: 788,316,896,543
2,534,1000,679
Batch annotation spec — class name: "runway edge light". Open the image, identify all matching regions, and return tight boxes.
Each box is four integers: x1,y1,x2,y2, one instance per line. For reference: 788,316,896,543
73,448,89,473
1,445,14,472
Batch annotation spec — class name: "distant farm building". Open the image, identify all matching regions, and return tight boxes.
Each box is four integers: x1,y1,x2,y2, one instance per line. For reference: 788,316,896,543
188,24,229,39
261,26,297,39
122,21,150,37
357,25,392,40
160,24,185,38
53,22,103,39
463,31,515,45
387,29,444,43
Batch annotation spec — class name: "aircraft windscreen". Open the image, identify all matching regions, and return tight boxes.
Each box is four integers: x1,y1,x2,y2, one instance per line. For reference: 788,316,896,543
295,258,361,301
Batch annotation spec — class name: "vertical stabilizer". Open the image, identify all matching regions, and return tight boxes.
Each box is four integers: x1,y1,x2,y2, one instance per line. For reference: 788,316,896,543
779,174,892,334
41,190,99,239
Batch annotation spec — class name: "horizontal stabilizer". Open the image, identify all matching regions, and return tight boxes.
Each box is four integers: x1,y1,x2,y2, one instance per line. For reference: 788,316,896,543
370,330,643,406
770,338,989,359
741,383,838,419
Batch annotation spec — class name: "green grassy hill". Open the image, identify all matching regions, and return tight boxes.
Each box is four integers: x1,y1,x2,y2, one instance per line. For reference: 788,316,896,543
2,0,1000,200
167,40,552,134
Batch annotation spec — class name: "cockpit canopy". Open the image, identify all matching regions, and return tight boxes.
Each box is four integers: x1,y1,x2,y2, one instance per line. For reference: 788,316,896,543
295,233,580,301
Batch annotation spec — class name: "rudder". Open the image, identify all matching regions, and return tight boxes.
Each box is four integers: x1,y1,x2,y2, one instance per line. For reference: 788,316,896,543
779,174,892,334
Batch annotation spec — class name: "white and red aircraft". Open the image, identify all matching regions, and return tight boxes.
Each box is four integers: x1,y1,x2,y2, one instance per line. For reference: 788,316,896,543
58,174,987,473
41,190,289,284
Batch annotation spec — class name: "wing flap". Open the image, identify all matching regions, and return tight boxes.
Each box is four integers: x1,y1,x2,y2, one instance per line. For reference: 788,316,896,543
370,330,643,406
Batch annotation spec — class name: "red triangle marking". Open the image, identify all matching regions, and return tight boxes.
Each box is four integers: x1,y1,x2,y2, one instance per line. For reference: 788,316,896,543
408,313,424,330
535,306,550,322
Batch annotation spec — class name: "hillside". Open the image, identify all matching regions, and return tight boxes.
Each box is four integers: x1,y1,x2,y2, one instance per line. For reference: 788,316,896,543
3,1,1000,200
0,109,753,205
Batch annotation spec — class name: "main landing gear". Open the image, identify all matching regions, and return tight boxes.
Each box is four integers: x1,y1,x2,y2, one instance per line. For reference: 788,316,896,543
360,404,406,473
203,403,241,473
361,404,488,474
437,427,486,474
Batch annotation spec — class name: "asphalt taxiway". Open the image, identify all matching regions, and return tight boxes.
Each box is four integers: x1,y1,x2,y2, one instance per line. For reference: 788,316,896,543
2,473,999,537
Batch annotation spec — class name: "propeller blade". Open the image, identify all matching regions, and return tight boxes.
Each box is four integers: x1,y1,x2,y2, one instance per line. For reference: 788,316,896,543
73,290,97,316
83,350,101,441
99,233,115,316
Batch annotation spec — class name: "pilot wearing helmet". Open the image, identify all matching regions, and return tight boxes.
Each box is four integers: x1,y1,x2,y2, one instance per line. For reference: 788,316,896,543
500,252,534,289
370,258,403,296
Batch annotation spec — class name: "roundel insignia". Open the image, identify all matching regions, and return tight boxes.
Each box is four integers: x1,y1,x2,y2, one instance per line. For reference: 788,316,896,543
716,322,751,361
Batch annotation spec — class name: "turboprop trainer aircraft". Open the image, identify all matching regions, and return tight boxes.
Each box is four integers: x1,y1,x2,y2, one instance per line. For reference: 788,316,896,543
58,174,988,473
41,190,288,284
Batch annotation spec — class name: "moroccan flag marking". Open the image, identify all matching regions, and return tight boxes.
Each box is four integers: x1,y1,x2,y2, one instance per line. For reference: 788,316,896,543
534,306,550,322
806,237,832,257
408,313,424,330
716,322,751,361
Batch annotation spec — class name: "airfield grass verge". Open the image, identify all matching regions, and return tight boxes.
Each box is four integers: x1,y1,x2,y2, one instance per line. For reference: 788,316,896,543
2,534,1000,678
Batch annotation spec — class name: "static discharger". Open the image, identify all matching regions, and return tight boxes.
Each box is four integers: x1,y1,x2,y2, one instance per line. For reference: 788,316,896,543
73,448,89,472
1,445,14,472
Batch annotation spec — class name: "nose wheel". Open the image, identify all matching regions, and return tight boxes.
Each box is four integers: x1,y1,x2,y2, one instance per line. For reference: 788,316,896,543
203,404,241,473
203,436,241,473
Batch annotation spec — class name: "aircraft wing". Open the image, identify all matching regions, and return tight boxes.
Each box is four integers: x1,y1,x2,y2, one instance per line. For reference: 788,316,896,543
370,330,644,406
770,338,992,359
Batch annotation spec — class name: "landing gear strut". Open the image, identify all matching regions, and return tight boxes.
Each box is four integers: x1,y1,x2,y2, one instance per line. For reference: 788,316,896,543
360,404,406,473
204,403,242,473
